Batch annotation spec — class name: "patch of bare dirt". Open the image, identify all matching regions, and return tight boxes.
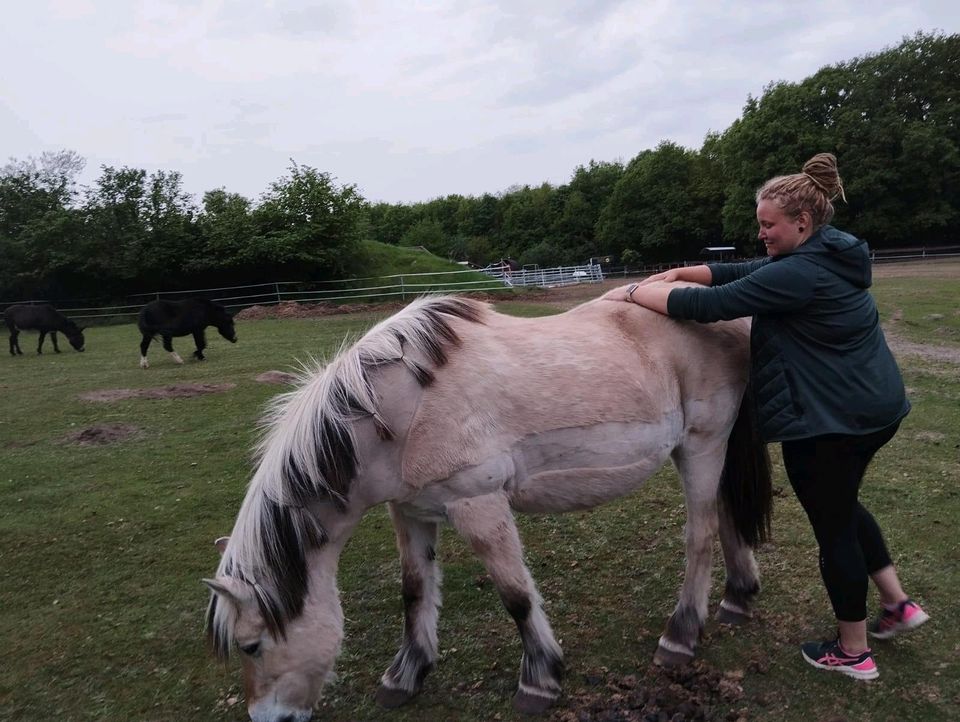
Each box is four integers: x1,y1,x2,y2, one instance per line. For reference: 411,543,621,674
883,310,960,365
255,370,298,385
550,662,746,722
871,258,960,279
65,423,141,445
79,383,236,402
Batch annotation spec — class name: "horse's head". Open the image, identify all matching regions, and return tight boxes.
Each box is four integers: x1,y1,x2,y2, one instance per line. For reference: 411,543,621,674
205,538,344,722
213,307,238,344
66,324,85,352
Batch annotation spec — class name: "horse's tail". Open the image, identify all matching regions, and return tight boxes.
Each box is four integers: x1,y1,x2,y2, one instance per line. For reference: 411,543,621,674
719,383,772,548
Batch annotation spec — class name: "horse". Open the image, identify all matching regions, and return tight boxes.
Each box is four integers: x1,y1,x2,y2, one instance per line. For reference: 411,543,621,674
4,303,85,355
137,298,237,368
204,290,772,722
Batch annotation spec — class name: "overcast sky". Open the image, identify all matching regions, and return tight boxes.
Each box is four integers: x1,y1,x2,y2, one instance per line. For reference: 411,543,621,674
2,1,957,205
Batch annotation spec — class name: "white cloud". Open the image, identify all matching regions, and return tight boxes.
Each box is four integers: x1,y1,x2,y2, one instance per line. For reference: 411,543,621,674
2,0,957,202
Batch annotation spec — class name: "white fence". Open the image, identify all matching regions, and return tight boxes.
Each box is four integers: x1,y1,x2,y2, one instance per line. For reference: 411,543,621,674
481,263,605,287
0,264,605,322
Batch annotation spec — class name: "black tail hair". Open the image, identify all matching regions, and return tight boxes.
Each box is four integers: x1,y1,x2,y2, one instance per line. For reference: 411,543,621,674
719,383,772,547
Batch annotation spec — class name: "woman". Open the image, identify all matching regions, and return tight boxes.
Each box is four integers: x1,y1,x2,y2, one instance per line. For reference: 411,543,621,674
624,153,928,680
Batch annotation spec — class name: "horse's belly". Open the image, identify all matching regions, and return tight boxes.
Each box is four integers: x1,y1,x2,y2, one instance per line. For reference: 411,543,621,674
507,420,677,513
401,419,679,519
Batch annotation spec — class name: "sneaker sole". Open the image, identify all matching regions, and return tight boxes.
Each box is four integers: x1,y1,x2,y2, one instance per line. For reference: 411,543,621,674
869,609,930,640
801,650,879,681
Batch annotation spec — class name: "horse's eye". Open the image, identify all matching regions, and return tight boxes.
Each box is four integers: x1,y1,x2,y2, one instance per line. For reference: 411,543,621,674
238,641,262,658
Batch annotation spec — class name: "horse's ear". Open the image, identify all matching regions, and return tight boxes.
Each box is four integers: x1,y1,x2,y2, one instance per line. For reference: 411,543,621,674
214,536,230,554
202,576,251,606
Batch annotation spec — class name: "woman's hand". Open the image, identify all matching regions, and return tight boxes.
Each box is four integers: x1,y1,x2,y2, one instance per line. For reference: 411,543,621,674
638,269,683,286
637,265,712,287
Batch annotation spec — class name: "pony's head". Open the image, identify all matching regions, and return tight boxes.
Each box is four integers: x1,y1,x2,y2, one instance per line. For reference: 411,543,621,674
205,538,344,722
65,322,85,352
209,301,237,343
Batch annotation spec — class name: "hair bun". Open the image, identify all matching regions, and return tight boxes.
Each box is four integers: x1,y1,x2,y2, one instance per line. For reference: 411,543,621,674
802,153,846,202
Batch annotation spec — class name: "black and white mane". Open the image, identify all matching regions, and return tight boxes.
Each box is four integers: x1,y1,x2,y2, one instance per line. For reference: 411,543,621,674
207,296,487,656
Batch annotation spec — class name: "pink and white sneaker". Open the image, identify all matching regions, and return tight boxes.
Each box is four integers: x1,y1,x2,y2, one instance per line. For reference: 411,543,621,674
801,637,879,681
869,599,930,640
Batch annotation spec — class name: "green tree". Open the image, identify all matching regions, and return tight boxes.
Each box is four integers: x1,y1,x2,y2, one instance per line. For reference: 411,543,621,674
194,189,254,272
399,218,447,255
714,31,959,247
250,162,365,279
596,142,719,261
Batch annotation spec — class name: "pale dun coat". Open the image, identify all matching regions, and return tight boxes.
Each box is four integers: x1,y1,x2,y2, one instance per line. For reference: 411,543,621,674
205,288,772,722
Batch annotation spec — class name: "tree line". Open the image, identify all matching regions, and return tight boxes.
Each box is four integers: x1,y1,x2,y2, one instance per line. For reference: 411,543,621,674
2,31,956,302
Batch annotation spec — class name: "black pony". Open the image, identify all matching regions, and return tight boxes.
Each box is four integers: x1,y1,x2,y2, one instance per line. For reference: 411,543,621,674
138,299,237,368
5,304,86,355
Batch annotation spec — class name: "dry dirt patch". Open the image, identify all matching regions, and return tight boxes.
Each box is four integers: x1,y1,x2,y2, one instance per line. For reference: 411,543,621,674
549,661,747,722
65,423,141,445
79,383,236,402
255,370,298,385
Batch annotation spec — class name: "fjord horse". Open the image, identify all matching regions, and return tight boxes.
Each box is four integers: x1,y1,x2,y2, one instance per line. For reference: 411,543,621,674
205,290,771,721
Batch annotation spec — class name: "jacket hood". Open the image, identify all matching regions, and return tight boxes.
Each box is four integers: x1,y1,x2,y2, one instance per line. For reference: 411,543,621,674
791,225,871,288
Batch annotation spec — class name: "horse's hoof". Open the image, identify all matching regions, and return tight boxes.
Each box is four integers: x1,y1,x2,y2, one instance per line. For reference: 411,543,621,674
375,684,417,709
653,643,695,668
513,689,556,715
716,602,752,626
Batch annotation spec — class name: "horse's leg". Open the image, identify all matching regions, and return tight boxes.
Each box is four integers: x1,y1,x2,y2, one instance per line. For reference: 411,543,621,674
139,333,152,368
37,330,46,354
446,492,564,715
715,501,761,625
162,336,183,364
192,330,206,360
655,443,726,667
51,331,60,353
376,504,441,708
9,326,20,355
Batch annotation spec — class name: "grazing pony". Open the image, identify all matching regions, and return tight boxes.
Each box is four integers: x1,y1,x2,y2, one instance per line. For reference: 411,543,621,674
4,304,85,355
137,298,236,368
205,291,772,722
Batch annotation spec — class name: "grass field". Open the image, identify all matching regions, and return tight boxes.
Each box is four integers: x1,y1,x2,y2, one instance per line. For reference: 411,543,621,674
1,262,958,722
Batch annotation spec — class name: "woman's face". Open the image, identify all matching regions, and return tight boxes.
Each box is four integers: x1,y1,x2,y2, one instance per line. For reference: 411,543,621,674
756,200,807,257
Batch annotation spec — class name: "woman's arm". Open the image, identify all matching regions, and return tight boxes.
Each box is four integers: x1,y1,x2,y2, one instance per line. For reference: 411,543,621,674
624,281,673,315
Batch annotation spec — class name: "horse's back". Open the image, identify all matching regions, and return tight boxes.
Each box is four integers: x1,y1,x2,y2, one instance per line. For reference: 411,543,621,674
4,303,60,329
138,299,203,334
398,294,750,490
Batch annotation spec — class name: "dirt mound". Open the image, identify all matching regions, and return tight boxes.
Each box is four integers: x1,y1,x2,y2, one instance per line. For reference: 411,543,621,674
79,383,236,402
550,662,746,722
65,423,141,445
235,300,405,320
255,370,298,385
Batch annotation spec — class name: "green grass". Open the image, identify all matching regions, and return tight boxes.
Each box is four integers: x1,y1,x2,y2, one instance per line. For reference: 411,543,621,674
1,269,958,721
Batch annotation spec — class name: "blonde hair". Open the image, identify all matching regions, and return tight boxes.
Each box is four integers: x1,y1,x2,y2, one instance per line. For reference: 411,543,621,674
755,153,846,228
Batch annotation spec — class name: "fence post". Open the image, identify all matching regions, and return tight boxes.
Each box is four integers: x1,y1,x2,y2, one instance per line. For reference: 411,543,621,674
400,275,406,301
275,282,281,303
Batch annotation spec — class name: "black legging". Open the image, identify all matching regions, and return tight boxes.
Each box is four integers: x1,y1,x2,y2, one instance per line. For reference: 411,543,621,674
781,421,900,622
